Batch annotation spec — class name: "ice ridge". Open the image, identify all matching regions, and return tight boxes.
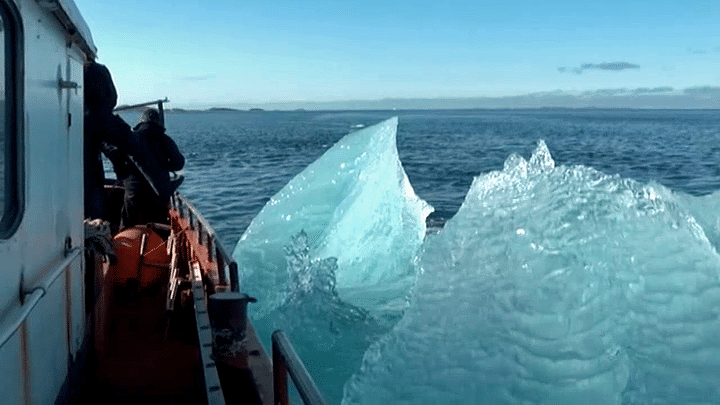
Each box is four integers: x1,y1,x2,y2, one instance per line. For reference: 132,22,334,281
343,140,720,405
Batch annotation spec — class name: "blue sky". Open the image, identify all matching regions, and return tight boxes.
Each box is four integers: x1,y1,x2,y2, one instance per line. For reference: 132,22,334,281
74,0,720,109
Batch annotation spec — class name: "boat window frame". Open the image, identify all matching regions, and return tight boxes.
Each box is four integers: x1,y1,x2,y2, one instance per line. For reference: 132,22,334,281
0,0,23,239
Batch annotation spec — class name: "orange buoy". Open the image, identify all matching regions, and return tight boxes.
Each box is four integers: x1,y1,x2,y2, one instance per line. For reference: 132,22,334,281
110,225,170,288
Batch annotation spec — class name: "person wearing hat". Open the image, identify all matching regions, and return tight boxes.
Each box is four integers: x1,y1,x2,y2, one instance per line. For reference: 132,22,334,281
83,61,135,219
120,107,184,229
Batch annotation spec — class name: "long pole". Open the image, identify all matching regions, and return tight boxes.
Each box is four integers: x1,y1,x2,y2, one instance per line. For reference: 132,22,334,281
113,98,169,115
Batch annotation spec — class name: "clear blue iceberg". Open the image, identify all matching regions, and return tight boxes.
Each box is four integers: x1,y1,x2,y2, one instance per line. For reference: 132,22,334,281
342,140,720,404
233,117,432,317
232,117,432,403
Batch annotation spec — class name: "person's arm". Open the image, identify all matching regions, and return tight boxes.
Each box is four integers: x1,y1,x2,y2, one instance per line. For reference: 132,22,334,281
162,134,185,172
99,142,129,181
103,114,139,155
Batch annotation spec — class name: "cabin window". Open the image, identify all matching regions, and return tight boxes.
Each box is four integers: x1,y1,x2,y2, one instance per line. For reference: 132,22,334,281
0,0,22,239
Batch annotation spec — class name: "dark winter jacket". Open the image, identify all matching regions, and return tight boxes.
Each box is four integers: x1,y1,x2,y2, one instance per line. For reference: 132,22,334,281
125,121,184,201
83,62,135,218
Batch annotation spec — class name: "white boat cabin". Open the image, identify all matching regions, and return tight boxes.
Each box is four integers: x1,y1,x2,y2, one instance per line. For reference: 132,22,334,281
0,0,92,403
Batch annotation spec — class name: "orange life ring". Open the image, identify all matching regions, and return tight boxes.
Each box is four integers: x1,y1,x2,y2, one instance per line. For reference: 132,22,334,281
110,225,170,288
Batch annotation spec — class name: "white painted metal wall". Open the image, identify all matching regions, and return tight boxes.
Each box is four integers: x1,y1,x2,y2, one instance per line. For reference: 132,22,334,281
0,0,89,403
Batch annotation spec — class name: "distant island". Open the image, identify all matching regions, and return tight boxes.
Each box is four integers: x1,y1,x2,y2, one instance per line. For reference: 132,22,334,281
165,107,265,113
208,107,241,112
161,86,720,111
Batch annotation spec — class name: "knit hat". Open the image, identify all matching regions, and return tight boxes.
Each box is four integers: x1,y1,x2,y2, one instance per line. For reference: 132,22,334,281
140,107,160,124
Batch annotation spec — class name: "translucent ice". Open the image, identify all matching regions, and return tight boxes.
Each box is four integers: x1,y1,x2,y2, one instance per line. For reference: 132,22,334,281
231,118,432,402
232,117,433,318
251,230,389,404
343,141,720,404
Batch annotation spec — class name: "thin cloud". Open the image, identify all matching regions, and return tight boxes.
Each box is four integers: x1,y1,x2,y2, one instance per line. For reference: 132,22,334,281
683,86,720,97
632,86,674,94
180,74,216,81
687,48,708,54
557,66,583,74
576,87,673,97
581,88,629,97
558,62,640,74
581,62,640,71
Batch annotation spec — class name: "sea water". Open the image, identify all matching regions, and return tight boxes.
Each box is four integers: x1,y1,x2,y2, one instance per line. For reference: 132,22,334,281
121,108,720,404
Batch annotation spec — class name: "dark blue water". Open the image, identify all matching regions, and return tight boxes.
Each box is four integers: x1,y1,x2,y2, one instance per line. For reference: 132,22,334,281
139,109,720,251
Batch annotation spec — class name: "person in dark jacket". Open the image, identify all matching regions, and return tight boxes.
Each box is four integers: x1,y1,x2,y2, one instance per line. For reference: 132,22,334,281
84,61,136,219
120,108,184,229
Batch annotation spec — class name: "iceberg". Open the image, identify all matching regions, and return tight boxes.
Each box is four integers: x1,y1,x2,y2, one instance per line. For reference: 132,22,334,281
233,117,432,318
232,117,433,403
343,141,720,404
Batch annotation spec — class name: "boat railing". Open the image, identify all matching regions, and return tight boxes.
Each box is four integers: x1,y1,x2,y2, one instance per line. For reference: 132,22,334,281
170,194,327,404
170,192,239,292
272,330,327,405
0,246,82,349
164,141,325,405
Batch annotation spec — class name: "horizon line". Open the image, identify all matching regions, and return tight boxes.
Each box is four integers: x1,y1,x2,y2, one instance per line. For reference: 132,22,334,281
118,85,720,111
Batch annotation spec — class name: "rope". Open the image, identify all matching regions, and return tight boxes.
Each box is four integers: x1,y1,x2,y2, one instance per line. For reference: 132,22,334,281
85,219,196,264
141,226,190,257
84,218,115,262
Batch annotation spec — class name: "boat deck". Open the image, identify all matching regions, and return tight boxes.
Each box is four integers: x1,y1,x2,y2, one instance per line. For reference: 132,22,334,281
81,187,272,404
97,286,206,403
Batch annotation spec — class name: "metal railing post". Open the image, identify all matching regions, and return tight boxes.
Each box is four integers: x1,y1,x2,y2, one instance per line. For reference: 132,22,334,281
158,100,165,126
273,335,289,405
272,330,327,405
172,194,239,292
229,262,239,292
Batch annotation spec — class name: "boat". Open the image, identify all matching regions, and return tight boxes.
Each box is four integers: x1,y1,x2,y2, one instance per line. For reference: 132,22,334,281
0,0,325,403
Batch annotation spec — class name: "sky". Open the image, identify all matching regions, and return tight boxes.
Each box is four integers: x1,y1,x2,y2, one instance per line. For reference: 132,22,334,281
73,0,720,110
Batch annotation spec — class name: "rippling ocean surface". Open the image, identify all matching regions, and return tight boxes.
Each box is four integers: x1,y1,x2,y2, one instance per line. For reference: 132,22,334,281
120,108,720,403
145,109,720,250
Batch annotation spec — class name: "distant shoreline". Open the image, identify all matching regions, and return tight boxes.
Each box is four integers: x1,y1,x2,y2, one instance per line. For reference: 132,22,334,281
118,86,720,112
157,106,720,114
166,87,720,111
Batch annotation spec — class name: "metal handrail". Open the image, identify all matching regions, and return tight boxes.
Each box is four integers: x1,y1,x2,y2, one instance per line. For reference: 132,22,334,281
172,193,239,291
272,330,327,405
0,247,82,348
